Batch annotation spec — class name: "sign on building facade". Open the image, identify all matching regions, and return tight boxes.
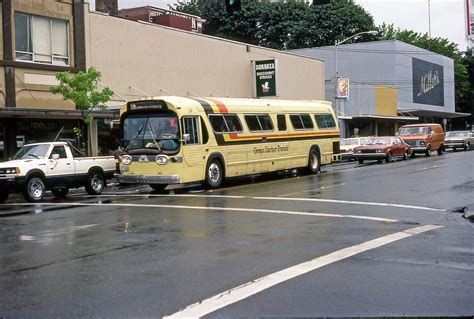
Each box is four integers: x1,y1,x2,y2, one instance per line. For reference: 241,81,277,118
412,57,444,107
253,59,278,98
336,77,350,99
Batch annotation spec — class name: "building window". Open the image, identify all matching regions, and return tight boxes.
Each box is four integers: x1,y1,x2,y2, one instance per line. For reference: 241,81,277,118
14,13,69,66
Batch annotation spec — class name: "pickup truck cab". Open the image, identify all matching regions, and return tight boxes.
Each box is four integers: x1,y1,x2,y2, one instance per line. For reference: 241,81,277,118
0,141,116,203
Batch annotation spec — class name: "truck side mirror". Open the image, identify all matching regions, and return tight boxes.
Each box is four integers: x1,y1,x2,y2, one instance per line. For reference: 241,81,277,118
181,134,190,142
51,153,60,160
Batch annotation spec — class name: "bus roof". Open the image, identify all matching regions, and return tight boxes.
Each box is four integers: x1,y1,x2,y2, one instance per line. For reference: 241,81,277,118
126,96,334,114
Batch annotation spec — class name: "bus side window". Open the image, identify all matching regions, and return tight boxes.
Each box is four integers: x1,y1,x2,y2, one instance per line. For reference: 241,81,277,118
277,115,286,131
200,117,209,144
182,117,200,145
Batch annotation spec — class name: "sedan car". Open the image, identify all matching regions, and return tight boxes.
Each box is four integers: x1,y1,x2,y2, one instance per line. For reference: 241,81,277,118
353,136,412,164
444,131,474,151
340,137,370,160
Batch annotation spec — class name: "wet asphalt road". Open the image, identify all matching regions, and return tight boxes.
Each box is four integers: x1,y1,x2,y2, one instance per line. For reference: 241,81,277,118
0,150,473,317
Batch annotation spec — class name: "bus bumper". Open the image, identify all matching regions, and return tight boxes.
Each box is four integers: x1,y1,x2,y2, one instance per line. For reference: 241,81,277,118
115,174,180,184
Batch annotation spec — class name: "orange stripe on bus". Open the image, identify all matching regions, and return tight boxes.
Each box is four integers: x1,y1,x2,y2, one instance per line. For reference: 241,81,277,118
206,98,228,113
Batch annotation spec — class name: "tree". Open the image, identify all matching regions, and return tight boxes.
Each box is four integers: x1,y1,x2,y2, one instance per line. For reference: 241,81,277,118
51,67,114,153
378,24,470,114
171,0,376,50
51,67,114,124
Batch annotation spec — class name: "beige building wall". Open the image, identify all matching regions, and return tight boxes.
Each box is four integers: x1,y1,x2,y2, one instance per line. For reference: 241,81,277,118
85,12,325,105
10,0,76,110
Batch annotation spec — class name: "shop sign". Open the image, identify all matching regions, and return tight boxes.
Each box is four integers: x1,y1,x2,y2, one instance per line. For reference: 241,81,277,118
412,57,444,107
336,77,350,99
253,59,278,97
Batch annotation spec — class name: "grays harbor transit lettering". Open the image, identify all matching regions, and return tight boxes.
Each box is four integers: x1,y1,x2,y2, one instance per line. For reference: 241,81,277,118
254,145,289,155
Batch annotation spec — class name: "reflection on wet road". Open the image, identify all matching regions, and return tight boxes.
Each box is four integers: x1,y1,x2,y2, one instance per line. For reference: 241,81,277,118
0,151,473,317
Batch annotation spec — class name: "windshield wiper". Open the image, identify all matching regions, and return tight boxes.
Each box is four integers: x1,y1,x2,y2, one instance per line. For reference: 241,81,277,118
27,153,39,159
125,124,144,151
146,123,161,152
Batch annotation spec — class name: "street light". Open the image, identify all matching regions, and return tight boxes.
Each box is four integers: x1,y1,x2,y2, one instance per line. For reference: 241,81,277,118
334,30,378,137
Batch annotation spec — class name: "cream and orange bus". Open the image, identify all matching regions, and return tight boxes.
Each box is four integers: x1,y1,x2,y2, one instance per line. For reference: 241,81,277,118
115,96,341,190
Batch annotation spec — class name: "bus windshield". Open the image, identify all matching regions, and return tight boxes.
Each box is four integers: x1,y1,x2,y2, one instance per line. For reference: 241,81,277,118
123,113,179,151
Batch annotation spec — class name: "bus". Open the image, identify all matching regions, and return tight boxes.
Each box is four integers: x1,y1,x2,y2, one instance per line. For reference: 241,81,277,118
116,96,341,191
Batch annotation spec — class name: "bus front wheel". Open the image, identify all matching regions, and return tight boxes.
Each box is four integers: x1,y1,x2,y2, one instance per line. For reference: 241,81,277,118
205,158,224,188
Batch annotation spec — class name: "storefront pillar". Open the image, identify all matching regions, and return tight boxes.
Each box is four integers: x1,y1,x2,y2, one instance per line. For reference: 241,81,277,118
88,119,98,156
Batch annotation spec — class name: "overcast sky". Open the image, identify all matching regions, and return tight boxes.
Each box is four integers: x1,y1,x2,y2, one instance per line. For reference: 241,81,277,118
88,0,468,50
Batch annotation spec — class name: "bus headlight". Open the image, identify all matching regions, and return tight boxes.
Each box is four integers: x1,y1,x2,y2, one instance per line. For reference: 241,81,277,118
121,155,132,165
156,155,169,165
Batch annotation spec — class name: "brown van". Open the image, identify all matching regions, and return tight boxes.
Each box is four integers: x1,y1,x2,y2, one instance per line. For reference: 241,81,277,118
398,123,445,157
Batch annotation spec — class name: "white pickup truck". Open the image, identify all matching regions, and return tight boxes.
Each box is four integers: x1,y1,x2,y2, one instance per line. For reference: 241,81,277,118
0,141,116,203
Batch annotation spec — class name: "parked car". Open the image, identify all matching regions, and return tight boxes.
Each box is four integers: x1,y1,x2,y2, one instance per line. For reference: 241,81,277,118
398,123,444,157
444,131,474,151
340,137,370,160
0,141,116,203
353,136,412,164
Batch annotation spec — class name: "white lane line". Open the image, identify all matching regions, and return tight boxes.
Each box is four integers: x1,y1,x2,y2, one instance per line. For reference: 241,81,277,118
164,224,442,318
279,183,346,197
70,193,446,212
1,202,397,223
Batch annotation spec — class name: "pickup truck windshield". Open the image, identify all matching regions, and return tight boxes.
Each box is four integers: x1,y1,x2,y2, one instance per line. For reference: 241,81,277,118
123,113,179,151
12,144,50,160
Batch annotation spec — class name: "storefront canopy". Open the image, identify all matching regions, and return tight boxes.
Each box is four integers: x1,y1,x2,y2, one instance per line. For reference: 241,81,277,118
399,109,470,119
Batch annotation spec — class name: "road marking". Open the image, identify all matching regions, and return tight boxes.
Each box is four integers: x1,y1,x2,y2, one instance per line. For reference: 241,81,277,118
71,193,446,212
279,183,346,197
1,202,397,223
164,224,442,318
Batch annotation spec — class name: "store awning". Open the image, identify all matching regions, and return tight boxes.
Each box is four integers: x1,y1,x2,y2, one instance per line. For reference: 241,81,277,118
399,109,470,119
0,108,119,120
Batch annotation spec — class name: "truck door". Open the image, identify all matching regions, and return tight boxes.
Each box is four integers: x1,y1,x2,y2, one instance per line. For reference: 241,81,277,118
47,145,74,183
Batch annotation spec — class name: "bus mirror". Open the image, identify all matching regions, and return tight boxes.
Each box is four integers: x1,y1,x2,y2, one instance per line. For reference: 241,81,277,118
181,134,190,142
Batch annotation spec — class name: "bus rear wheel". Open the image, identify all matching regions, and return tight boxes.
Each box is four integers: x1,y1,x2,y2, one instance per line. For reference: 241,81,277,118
307,148,320,174
205,158,224,188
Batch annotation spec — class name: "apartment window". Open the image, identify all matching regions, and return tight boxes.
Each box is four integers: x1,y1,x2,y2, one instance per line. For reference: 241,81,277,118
14,13,69,66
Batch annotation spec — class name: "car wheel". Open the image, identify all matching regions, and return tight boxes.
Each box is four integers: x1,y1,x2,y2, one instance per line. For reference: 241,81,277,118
307,148,320,174
410,152,416,158
85,171,105,195
385,151,393,163
437,146,443,155
205,158,224,188
150,184,167,192
0,192,9,204
358,159,364,164
51,187,69,199
453,148,457,152
23,176,46,202
464,143,469,151
425,146,431,157
402,149,410,160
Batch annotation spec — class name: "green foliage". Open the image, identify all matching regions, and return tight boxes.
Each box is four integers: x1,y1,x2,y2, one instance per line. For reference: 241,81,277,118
51,67,114,123
172,0,376,49
378,24,470,112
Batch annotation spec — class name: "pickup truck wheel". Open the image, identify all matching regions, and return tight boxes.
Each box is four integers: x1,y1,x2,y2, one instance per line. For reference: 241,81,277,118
86,171,105,195
358,159,364,164
464,143,469,151
425,146,431,157
0,192,9,203
52,187,69,199
23,177,45,202
385,151,393,163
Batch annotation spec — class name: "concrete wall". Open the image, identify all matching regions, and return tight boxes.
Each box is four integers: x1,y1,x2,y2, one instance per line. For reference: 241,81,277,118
85,12,325,105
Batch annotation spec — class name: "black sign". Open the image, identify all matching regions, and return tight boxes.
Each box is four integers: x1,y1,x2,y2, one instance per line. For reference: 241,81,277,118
412,57,444,106
255,59,277,97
